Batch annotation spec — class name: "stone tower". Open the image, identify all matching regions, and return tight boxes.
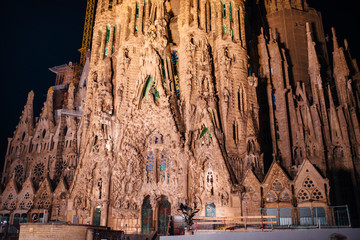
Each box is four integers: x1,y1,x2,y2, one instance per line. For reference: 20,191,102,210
263,0,331,96
67,0,261,232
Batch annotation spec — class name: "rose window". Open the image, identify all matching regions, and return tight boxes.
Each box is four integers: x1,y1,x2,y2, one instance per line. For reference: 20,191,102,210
25,192,30,199
248,186,255,193
280,191,291,201
8,193,13,200
243,193,251,201
41,192,48,200
14,165,24,182
271,179,283,191
55,160,67,175
9,201,16,210
44,200,51,209
26,201,33,209
311,189,324,200
303,177,315,188
33,163,45,179
266,191,278,202
36,200,44,209
298,189,310,201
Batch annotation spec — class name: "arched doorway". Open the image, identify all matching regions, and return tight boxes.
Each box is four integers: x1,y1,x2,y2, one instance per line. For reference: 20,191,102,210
142,196,153,234
93,206,101,226
206,202,216,217
158,196,171,235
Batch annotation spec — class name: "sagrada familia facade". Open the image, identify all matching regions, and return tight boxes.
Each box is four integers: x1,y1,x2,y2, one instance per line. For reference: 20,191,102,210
1,0,360,233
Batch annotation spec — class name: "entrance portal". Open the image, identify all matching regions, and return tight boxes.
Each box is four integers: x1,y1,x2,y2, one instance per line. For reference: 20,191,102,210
93,206,101,226
142,196,153,234
158,196,171,235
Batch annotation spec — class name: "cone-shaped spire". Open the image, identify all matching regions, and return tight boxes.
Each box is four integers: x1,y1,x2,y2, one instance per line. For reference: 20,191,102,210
39,87,54,126
332,27,350,106
331,27,339,50
306,22,321,104
67,82,76,110
327,86,343,144
18,91,35,134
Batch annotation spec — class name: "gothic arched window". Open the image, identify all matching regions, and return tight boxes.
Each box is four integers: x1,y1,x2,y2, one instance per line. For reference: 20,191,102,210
14,165,24,184
146,151,155,183
159,150,168,183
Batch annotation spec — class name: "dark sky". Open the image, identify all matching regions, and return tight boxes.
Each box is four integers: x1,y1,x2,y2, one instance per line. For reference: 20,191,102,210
0,0,359,173
0,0,86,171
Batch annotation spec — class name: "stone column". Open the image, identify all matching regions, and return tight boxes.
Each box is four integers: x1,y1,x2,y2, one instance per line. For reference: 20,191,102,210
205,0,210,32
239,4,245,48
210,1,216,36
144,0,150,31
200,0,206,30
225,0,231,37
130,3,136,36
138,3,144,34
194,0,199,27
233,2,240,41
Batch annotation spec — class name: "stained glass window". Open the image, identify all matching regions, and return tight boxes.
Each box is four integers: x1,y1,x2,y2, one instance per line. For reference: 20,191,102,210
311,189,324,200
271,179,283,191
266,191,278,202
303,177,315,188
279,189,291,201
243,193,250,201
297,189,310,201
222,2,226,19
146,151,155,183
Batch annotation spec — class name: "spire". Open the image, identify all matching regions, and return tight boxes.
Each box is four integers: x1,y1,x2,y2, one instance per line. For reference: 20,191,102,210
344,39,360,73
327,86,343,144
246,113,256,137
19,91,35,133
332,27,350,106
67,83,76,110
306,22,321,104
38,87,55,130
331,27,339,50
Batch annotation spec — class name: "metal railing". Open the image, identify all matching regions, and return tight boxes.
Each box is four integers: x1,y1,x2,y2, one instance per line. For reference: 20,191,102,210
193,216,277,232
260,205,351,228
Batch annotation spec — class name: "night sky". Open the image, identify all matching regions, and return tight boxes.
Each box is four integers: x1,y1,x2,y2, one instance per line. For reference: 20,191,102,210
0,0,359,172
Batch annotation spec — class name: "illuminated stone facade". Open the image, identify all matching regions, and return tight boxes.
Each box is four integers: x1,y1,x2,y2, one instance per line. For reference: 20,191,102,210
1,0,359,232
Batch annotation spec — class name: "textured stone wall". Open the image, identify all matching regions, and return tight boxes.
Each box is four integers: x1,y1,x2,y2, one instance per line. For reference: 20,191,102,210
19,223,106,240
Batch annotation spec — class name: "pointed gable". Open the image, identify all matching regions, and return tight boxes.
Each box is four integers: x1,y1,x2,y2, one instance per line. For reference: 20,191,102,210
14,91,35,141
33,177,53,210
242,169,262,215
19,177,35,196
294,159,329,204
242,169,261,202
1,179,18,211
2,178,18,196
262,161,292,204
53,177,69,197
17,177,35,210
